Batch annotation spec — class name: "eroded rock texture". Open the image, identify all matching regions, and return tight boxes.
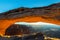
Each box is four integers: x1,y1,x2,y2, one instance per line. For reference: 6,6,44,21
5,24,31,35
0,3,60,35
0,3,60,20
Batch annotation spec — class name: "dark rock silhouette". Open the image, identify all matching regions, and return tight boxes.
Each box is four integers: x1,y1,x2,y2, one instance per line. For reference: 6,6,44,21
5,24,31,35
12,36,22,40
35,32,44,40
0,32,44,40
22,32,44,40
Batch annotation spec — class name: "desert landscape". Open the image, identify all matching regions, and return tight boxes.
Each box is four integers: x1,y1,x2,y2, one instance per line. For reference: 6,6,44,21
0,3,60,40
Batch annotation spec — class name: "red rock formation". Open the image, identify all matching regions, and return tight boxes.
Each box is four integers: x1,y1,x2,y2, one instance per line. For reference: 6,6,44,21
0,3,60,35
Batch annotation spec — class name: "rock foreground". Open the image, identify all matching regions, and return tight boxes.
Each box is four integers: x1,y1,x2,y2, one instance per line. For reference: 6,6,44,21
0,32,44,40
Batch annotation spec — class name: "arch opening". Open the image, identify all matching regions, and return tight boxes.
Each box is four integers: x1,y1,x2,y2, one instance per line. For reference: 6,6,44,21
4,22,60,37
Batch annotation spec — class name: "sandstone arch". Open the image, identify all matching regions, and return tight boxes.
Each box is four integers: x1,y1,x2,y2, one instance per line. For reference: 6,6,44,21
0,3,60,36
0,16,60,36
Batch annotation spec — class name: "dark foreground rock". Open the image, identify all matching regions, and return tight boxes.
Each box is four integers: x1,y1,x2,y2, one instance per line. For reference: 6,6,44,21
0,32,44,40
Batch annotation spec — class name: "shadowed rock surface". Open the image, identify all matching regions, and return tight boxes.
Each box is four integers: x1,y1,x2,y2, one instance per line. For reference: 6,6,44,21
0,32,44,40
0,3,60,21
5,24,31,35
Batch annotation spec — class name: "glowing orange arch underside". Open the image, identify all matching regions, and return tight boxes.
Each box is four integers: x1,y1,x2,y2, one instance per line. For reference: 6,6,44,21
0,16,60,35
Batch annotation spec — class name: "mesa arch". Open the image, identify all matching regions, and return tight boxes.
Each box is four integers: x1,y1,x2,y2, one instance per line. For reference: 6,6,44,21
0,3,60,36
0,16,60,36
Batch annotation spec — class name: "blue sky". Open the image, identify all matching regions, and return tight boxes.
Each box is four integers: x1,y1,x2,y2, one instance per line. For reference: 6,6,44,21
0,0,60,13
